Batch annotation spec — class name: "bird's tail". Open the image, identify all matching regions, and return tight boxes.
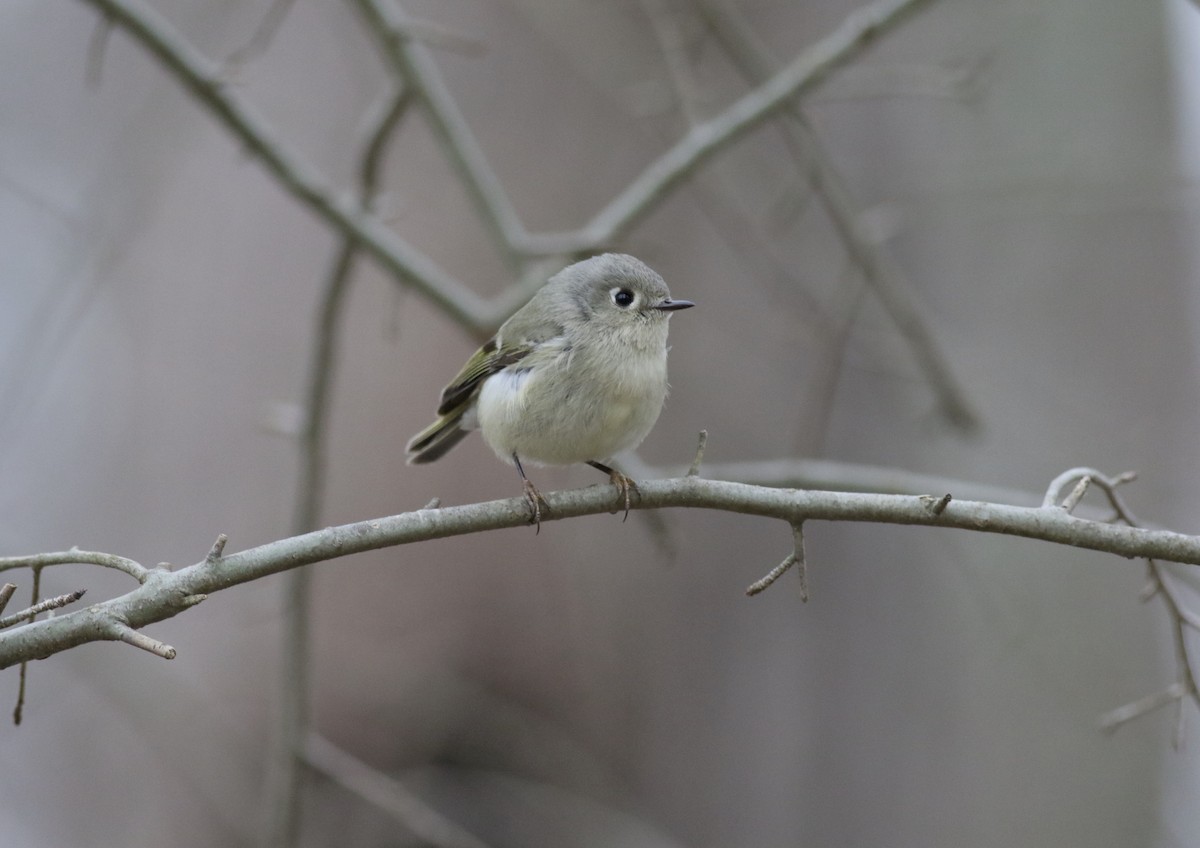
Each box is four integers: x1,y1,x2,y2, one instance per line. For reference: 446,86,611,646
406,413,471,464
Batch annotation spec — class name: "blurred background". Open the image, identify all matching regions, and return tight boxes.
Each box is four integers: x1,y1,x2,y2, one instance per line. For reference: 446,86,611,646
3,0,1200,845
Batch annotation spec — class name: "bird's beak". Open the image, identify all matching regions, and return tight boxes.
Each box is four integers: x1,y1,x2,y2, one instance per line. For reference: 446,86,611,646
653,298,695,311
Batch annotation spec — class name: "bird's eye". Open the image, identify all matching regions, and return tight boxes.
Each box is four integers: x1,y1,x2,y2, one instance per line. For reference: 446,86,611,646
611,288,635,308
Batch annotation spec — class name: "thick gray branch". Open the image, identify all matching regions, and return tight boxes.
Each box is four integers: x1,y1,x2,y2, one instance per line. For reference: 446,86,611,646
2,476,1198,669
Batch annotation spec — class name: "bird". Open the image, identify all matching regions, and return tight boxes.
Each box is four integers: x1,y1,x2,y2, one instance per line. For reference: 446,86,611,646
406,253,694,529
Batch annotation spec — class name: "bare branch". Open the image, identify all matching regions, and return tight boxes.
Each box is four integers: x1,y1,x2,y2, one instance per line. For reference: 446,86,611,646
686,430,708,477
86,10,114,85
351,0,531,265
74,0,944,340
1059,475,1092,512
106,620,176,660
541,0,937,251
0,549,149,582
683,456,1036,506
920,493,952,516
77,0,492,331
1127,559,1200,744
0,584,16,617
205,534,228,564
1041,467,1137,512
265,79,415,848
693,0,978,432
1098,681,1195,735
5,473,1200,668
746,523,807,600
221,0,297,70
1042,468,1200,739
304,732,494,848
0,590,87,630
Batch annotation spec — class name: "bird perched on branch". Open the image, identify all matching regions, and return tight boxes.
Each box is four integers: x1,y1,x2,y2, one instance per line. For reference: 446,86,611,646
407,253,694,529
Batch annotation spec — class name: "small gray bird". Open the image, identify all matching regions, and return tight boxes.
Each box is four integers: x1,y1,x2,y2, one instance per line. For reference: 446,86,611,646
406,253,693,527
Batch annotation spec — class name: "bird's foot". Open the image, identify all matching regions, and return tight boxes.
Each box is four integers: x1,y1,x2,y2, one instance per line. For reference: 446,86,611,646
586,460,638,521
608,470,638,522
523,479,548,533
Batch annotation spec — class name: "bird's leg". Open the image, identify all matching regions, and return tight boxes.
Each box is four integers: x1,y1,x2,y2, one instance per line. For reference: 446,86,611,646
513,453,546,532
587,460,637,521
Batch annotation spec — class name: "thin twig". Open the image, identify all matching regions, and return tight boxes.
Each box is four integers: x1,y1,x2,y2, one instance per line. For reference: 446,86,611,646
304,732,494,848
206,534,228,564
0,589,87,630
86,11,114,86
1045,469,1200,741
0,584,16,617
687,430,708,477
1098,681,1194,735
1041,467,1137,513
13,568,41,724
222,0,297,71
1059,475,1091,512
746,523,807,600
920,493,952,516
108,620,176,660
1130,559,1200,746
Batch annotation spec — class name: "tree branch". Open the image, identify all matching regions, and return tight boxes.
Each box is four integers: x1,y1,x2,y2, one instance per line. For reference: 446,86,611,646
262,82,415,848
0,590,88,630
76,0,493,332
0,548,149,582
303,732,495,848
350,0,532,266
73,0,939,335
4,473,1200,669
693,0,977,432
538,0,937,252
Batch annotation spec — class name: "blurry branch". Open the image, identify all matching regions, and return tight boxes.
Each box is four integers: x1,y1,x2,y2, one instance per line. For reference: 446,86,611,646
635,1,872,451
75,0,940,332
819,59,990,102
693,0,978,431
350,0,531,267
78,0,492,332
85,11,114,85
624,452,1035,507
1113,559,1200,747
639,0,707,125
542,0,937,252
304,733,494,848
5,471,1200,669
222,0,296,70
1031,467,1200,744
263,86,414,848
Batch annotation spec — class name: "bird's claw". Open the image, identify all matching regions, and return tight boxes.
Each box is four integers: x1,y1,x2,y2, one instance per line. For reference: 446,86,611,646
523,479,548,533
609,471,638,521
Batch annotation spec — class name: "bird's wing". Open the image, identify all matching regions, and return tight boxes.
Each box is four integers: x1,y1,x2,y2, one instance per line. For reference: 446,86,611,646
436,335,534,415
